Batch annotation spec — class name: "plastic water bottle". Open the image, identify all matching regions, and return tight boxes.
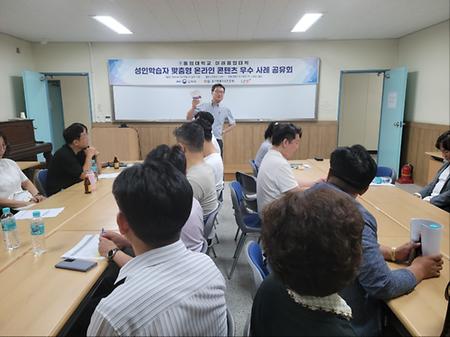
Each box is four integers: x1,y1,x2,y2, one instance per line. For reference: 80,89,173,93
1,207,20,251
30,210,46,255
91,159,98,180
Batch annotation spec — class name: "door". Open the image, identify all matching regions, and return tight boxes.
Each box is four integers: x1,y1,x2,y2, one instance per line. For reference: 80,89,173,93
47,80,65,150
377,67,408,173
22,70,54,147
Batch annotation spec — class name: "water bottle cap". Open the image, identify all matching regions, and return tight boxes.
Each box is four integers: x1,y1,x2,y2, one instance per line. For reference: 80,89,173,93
32,210,41,217
2,207,10,214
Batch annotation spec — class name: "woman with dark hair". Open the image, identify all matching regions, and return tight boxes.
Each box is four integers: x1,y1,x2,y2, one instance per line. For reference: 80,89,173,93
416,130,450,212
251,188,364,336
254,122,278,168
0,131,45,208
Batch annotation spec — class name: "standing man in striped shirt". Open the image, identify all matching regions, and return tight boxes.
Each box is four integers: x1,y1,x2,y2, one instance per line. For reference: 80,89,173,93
186,83,236,156
87,161,227,336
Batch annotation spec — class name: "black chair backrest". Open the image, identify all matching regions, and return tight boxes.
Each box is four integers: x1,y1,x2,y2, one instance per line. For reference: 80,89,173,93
236,171,257,196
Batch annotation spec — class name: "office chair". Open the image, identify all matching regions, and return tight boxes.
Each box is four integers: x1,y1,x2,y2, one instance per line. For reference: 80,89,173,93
34,169,48,197
245,241,269,292
227,308,235,337
235,171,258,213
203,205,220,258
376,166,397,183
250,159,258,177
228,181,261,280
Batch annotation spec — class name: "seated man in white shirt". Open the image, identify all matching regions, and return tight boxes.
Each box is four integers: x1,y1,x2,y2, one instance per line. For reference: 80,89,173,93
257,123,319,214
87,161,227,336
415,130,450,212
194,113,224,195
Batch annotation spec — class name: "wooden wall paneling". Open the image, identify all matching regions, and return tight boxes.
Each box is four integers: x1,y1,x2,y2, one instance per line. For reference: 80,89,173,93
401,122,449,186
92,120,339,170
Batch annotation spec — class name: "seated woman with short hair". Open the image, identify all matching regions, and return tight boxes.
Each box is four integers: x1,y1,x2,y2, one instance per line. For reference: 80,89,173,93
416,130,450,212
254,121,278,168
251,188,364,336
0,131,45,209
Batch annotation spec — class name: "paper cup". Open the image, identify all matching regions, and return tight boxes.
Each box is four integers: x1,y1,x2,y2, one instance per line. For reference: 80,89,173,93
190,90,201,100
421,223,442,256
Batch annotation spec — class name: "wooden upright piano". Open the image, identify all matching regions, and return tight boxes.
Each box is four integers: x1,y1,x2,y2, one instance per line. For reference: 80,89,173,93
0,120,53,166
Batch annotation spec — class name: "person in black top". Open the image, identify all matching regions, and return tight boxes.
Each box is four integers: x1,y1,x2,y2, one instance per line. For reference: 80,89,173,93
47,123,100,196
251,188,364,336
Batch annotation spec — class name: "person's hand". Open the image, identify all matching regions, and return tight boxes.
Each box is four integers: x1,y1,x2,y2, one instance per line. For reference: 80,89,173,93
395,241,421,262
98,236,118,258
101,230,130,249
31,194,46,203
192,99,200,108
84,146,98,159
409,254,443,282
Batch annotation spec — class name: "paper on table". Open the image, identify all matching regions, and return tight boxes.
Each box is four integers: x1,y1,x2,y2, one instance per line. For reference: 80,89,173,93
61,234,104,260
14,207,64,220
98,172,120,179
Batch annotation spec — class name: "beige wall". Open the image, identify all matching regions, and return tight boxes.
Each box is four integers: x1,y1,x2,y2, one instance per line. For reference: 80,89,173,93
338,73,383,150
0,34,35,120
53,75,91,129
0,20,448,126
31,39,398,122
398,20,449,125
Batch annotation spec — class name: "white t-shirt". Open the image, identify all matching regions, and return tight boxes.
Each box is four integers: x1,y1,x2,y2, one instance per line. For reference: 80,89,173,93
256,149,298,214
211,135,221,154
204,153,224,192
0,158,31,200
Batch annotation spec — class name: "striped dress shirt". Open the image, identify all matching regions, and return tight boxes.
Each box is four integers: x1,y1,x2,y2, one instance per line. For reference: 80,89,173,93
87,240,227,336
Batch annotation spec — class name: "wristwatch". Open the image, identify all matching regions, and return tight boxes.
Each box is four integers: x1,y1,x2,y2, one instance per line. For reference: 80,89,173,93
107,248,120,261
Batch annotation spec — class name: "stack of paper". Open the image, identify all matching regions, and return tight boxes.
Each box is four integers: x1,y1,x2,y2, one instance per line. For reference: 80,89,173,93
61,234,104,260
14,207,64,220
98,172,120,179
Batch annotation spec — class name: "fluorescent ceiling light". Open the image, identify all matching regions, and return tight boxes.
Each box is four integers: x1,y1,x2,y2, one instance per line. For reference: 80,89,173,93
93,16,132,34
291,13,323,32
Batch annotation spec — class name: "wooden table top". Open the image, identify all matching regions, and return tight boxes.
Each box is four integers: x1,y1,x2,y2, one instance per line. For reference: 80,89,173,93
0,167,127,336
0,231,107,336
17,161,41,170
0,178,115,272
425,151,444,160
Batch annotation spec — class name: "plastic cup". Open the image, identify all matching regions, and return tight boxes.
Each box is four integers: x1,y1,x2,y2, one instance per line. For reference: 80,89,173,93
410,218,436,242
421,223,442,256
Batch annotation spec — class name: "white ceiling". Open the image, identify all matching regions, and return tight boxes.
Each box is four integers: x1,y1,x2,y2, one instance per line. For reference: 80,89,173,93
0,0,448,43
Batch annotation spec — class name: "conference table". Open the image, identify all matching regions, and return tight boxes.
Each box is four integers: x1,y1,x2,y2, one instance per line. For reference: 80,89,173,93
0,170,120,336
17,161,41,171
291,159,449,337
0,161,448,336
